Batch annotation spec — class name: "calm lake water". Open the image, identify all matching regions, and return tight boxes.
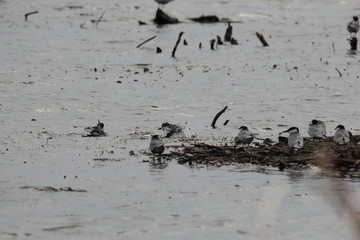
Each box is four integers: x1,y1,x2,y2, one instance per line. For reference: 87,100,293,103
1,0,360,239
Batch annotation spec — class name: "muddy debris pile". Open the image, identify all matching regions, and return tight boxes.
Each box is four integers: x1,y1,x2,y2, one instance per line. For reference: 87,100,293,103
169,136,360,172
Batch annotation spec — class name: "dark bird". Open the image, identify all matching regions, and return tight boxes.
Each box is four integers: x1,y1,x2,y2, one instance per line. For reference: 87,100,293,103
347,16,359,37
84,120,106,137
149,135,165,154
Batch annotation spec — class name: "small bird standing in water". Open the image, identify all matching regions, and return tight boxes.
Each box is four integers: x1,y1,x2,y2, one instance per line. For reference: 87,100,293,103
308,119,326,139
347,16,359,37
149,135,165,154
234,126,254,146
154,0,174,8
84,120,106,137
280,127,303,149
334,125,350,145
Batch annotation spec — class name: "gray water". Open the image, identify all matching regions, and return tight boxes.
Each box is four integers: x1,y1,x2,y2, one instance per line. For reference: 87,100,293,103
1,0,360,239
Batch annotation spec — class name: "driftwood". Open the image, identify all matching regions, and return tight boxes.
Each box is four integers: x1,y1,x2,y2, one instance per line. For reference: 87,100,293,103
154,8,179,25
169,136,360,173
256,32,269,47
211,106,228,128
25,11,39,21
172,32,184,58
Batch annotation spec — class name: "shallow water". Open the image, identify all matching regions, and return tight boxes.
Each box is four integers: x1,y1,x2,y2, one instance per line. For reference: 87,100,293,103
1,0,360,239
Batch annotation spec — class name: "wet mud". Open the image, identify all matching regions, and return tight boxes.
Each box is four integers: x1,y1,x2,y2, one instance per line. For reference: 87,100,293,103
169,136,360,173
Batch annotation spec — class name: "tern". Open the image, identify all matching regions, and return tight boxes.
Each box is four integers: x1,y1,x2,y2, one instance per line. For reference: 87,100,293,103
280,127,303,149
308,119,326,139
155,0,174,8
234,126,254,146
333,125,350,145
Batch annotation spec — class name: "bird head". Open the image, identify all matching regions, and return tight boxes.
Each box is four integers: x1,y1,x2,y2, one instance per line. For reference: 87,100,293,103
281,127,299,134
335,125,345,130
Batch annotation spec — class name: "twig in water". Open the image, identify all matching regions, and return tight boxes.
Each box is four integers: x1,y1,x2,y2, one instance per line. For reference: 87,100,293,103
211,106,228,129
335,68,342,77
95,11,105,27
25,11,39,21
223,120,229,126
224,22,232,42
172,32,184,58
136,35,157,48
256,32,269,47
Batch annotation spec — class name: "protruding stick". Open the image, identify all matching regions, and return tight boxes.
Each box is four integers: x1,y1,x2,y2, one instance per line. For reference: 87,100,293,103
348,37,357,51
211,106,228,129
95,11,105,27
137,35,157,48
172,32,184,58
335,68,342,77
256,32,269,47
25,11,39,21
216,35,223,45
210,39,216,50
